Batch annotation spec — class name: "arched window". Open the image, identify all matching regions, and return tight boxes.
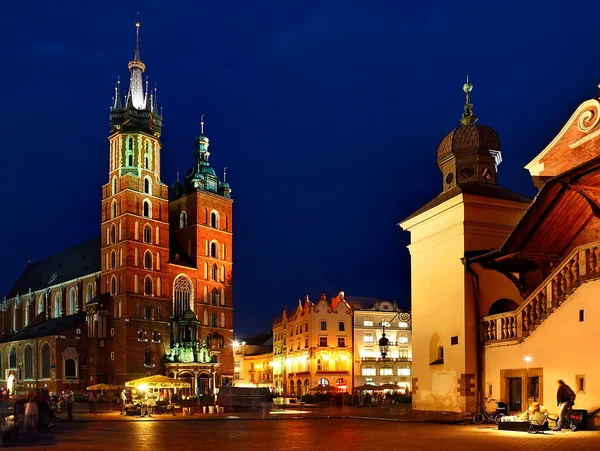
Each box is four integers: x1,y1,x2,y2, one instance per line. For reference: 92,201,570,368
429,333,444,365
317,378,329,387
203,311,208,325
110,224,116,244
54,293,61,318
220,312,225,328
155,227,160,244
210,211,219,229
144,251,152,269
119,247,123,266
173,276,192,317
211,264,218,281
144,277,153,296
111,250,116,269
111,200,117,219
38,294,44,314
8,346,16,369
118,300,122,318
69,288,76,315
41,343,51,378
145,143,149,169
65,358,76,378
86,284,94,303
112,177,117,195
135,221,140,240
157,252,161,270
128,137,133,151
179,211,187,229
211,314,218,328
143,225,152,244
144,177,150,194
143,200,151,218
24,345,33,379
290,380,295,396
210,242,218,258
220,265,225,282
211,288,218,306
220,288,225,305
144,349,152,366
111,276,117,295
157,278,162,296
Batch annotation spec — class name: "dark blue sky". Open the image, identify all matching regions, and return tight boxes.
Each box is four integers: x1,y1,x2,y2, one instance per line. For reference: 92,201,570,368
1,1,600,336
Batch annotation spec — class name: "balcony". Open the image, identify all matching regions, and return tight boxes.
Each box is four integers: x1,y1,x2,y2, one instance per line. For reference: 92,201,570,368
360,357,412,363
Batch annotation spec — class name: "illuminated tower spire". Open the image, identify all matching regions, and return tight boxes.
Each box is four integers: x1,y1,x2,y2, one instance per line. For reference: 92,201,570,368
460,74,478,125
127,16,146,110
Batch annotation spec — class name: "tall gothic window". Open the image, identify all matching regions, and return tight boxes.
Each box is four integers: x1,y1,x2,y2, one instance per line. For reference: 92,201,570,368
87,284,94,303
144,177,150,194
210,242,218,258
110,224,116,243
41,343,51,378
54,293,61,318
211,314,218,328
144,277,153,296
179,211,187,229
144,349,152,366
111,276,117,295
24,345,33,379
143,201,150,218
210,211,219,229
144,251,152,269
211,264,218,281
69,288,76,315
38,295,44,314
173,276,192,317
211,288,218,306
111,200,117,219
111,250,116,269
8,346,16,369
144,226,151,244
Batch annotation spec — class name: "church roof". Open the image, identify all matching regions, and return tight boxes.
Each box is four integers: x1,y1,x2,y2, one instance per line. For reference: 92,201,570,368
0,312,86,343
401,183,531,224
5,237,101,299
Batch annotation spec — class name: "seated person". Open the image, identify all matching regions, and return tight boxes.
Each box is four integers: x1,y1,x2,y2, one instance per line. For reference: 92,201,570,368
518,402,547,421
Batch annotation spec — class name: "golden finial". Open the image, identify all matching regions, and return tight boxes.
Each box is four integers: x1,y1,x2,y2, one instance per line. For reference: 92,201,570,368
460,73,478,125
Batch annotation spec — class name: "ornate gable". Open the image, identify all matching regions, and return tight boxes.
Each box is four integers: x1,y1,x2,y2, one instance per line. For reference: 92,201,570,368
526,98,600,185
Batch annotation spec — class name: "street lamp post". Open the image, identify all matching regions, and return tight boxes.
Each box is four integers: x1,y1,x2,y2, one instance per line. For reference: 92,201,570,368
524,355,532,422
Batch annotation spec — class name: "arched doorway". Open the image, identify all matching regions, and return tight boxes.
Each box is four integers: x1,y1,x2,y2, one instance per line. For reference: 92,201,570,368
179,372,194,396
7,374,14,395
488,298,519,315
197,373,211,396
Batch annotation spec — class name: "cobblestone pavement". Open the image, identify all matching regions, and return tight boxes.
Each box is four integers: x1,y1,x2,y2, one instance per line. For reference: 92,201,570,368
3,419,600,450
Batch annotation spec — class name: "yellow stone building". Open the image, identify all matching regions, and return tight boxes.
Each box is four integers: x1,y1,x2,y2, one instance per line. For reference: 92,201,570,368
233,340,273,390
273,293,353,397
401,77,600,425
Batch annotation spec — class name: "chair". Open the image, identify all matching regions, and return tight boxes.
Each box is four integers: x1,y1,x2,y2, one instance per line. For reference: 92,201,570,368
528,412,547,434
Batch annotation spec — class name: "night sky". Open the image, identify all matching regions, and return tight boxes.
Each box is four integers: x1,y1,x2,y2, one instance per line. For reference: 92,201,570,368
1,1,600,336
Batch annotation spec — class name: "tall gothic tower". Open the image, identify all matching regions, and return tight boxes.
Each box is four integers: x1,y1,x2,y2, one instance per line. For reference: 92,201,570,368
91,20,172,385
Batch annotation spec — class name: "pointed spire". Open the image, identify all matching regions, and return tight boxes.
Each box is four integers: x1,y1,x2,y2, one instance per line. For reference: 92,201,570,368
460,73,478,125
223,167,227,182
144,77,151,109
134,12,141,61
113,76,122,110
200,114,205,135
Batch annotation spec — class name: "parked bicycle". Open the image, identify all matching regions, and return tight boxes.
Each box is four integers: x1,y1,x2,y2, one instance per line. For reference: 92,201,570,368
472,397,508,424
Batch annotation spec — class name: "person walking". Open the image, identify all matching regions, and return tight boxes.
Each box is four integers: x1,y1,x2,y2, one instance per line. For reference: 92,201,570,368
64,386,74,421
88,391,97,414
554,379,577,431
120,389,127,415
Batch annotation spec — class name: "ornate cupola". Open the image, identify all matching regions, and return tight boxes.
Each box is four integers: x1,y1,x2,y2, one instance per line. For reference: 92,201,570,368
437,77,502,192
179,116,232,199
109,19,162,137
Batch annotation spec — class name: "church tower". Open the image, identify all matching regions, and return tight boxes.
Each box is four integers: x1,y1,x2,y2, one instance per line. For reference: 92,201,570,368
92,19,172,385
167,116,234,390
399,78,530,419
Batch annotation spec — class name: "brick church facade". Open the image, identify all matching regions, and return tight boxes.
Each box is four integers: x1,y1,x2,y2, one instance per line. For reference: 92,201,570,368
0,21,234,395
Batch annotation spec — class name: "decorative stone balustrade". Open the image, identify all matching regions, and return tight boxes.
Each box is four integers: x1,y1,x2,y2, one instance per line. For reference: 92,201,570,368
482,242,600,345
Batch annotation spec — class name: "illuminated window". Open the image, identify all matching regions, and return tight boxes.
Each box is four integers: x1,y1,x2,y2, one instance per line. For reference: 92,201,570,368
210,211,219,229
362,366,376,376
399,321,408,328
319,337,328,347
173,275,192,317
144,277,153,296
364,333,373,343
364,318,373,327
399,334,409,344
398,368,411,376
320,321,327,331
380,367,393,376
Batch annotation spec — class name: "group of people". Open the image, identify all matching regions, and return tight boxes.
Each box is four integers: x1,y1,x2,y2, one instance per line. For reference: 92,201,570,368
24,387,74,432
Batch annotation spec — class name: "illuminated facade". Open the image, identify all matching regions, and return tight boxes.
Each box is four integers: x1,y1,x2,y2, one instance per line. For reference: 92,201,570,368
233,340,274,389
273,293,353,397
401,77,600,423
350,299,412,393
0,21,234,395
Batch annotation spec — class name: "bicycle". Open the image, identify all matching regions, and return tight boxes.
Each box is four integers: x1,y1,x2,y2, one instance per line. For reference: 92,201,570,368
473,397,507,424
